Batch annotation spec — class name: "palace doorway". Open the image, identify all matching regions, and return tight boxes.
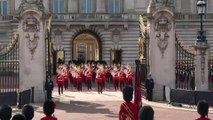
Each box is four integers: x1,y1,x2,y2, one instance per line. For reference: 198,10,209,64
73,33,100,61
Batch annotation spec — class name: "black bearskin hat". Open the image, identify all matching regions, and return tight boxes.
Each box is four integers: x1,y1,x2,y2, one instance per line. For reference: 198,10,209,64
138,106,154,120
12,113,26,120
122,86,133,102
22,104,34,120
43,100,55,116
0,104,12,120
197,100,209,117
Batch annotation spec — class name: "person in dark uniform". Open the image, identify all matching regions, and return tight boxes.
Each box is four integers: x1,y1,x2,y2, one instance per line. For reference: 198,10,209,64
45,75,54,100
145,74,154,101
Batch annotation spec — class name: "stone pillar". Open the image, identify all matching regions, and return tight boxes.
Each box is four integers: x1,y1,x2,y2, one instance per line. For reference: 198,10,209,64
17,1,49,102
194,44,209,90
147,1,176,100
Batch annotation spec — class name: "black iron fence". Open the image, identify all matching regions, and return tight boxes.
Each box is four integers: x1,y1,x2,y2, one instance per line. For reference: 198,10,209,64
175,36,195,90
208,57,213,90
0,35,19,93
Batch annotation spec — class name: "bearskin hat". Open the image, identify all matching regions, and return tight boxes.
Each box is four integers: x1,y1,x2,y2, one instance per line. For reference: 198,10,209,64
0,104,12,120
43,100,55,116
22,104,34,120
122,86,133,102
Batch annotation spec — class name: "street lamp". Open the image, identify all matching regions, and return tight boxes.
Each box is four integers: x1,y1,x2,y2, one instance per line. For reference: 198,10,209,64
196,0,207,44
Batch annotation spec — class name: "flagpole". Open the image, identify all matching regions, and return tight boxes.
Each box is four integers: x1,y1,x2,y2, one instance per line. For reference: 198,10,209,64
48,15,52,80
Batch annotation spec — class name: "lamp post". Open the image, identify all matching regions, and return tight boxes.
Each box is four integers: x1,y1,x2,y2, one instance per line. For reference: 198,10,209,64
194,0,209,90
196,0,207,44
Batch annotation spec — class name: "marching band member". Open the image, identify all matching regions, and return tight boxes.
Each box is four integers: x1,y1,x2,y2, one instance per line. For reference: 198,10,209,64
119,68,126,91
86,65,93,90
56,73,64,95
111,65,119,90
63,65,69,90
126,64,133,86
96,64,105,94
76,65,82,91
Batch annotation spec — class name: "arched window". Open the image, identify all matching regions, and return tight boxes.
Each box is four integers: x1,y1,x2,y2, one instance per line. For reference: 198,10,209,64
81,0,92,13
0,0,7,15
53,0,65,13
108,0,120,13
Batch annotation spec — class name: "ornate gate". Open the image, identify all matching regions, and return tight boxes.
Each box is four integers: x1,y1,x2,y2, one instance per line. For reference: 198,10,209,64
0,34,19,93
175,36,195,90
208,55,213,90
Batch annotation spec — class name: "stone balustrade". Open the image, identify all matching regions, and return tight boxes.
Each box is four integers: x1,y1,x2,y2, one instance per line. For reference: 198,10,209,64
52,13,139,21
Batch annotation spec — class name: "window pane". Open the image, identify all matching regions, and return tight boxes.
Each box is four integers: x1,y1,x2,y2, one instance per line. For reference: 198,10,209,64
108,0,113,13
82,0,86,13
53,0,58,13
0,2,2,15
60,0,65,13
114,0,120,13
2,1,7,15
87,0,92,13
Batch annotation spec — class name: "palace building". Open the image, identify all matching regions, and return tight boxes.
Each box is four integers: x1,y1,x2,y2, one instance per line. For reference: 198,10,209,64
0,0,213,66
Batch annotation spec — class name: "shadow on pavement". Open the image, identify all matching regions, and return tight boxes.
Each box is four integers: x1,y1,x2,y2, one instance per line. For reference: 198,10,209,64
36,101,118,118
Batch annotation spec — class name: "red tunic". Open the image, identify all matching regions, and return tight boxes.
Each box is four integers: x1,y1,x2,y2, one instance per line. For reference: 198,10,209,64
64,73,69,81
113,71,119,81
41,115,58,120
86,71,92,81
56,75,64,85
119,73,126,82
119,102,138,120
195,117,210,120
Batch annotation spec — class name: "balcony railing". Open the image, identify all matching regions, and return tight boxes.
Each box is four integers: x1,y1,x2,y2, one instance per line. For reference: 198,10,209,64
175,13,213,20
52,13,139,21
0,15,13,21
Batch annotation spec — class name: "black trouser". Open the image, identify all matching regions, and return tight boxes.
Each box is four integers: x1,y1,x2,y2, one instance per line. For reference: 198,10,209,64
77,81,82,91
97,83,103,94
47,90,52,100
120,82,124,91
87,80,92,90
146,89,153,101
114,80,119,90
64,81,68,90
58,84,63,95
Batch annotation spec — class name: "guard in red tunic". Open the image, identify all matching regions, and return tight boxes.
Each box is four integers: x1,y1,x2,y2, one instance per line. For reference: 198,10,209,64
96,65,105,94
63,67,69,90
126,67,134,86
76,66,82,91
119,69,126,91
56,74,64,95
112,66,119,90
119,86,138,120
86,67,92,90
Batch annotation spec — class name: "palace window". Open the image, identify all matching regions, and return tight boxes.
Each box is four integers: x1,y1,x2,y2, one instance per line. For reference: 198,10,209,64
53,0,65,13
0,0,7,16
108,0,120,13
81,0,92,13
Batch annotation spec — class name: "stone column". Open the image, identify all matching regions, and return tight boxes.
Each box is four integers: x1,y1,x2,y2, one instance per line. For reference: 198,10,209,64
147,1,176,100
194,44,209,90
17,1,49,102
68,0,78,13
96,0,106,13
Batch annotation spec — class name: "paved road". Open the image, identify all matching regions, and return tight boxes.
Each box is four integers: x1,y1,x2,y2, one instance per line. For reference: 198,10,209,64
12,89,213,120
11,81,213,120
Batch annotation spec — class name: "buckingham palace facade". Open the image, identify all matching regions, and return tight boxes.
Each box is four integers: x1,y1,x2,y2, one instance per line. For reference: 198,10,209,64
0,0,213,66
